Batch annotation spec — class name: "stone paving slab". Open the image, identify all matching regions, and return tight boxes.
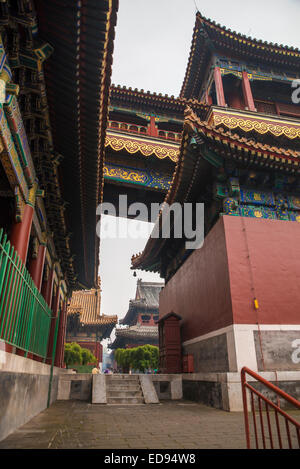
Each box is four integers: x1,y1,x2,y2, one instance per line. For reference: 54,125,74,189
0,400,299,449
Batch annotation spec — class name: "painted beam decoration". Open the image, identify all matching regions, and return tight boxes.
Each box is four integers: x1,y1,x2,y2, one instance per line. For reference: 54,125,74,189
4,94,35,184
0,36,35,201
217,55,300,83
209,107,300,140
0,105,28,200
104,163,172,191
219,182,300,223
105,130,179,162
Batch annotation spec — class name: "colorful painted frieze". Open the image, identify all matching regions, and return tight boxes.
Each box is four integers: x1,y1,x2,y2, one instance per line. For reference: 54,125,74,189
287,195,300,211
4,94,35,184
0,105,28,200
239,205,277,220
240,189,275,206
104,163,172,191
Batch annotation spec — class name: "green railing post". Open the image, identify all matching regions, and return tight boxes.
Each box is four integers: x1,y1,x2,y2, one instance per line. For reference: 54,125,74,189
47,308,61,408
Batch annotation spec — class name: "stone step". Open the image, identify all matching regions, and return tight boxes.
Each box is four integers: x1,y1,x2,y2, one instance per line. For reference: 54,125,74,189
108,390,143,398
107,380,140,387
107,385,141,391
107,375,139,381
107,397,145,405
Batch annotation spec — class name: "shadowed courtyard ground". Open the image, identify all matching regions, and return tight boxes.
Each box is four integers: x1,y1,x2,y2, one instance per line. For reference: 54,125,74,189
1,400,299,449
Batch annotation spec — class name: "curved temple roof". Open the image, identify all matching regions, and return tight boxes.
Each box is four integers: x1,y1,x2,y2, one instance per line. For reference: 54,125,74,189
36,0,119,289
110,84,210,115
181,12,300,99
67,286,117,327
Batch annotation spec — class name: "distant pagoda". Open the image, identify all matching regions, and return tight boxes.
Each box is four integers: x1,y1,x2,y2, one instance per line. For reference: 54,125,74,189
110,279,164,349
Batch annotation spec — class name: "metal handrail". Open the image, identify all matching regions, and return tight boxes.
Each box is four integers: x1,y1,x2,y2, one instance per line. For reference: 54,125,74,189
241,366,300,449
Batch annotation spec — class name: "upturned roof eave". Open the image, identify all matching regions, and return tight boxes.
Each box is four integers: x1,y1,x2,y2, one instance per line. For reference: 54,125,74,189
181,12,300,100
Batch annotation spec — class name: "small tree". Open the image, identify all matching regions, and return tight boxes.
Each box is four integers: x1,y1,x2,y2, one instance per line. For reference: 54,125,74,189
115,348,131,373
114,345,159,373
64,342,97,368
81,348,97,366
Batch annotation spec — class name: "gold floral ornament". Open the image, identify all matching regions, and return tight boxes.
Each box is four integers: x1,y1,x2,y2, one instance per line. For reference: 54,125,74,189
213,114,300,140
105,134,179,162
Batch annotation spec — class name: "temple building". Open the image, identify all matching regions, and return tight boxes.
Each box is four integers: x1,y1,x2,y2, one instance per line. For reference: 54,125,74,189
132,13,300,410
110,279,164,350
66,279,117,366
0,1,118,366
103,84,208,219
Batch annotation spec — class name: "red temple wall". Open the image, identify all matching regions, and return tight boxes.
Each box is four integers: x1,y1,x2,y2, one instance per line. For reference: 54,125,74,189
159,216,300,343
224,216,300,325
159,217,233,342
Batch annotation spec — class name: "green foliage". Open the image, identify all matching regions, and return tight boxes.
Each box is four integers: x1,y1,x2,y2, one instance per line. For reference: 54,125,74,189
114,345,159,372
81,347,97,366
71,364,95,373
64,342,97,367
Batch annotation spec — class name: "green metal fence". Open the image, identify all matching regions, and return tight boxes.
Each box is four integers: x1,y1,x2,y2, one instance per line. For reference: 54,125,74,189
0,228,52,359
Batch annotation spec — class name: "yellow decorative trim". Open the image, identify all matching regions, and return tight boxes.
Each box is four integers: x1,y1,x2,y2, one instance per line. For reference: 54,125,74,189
105,135,179,162
212,114,300,140
27,180,38,207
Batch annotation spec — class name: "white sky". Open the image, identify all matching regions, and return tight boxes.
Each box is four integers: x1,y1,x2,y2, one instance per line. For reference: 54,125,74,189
99,0,300,330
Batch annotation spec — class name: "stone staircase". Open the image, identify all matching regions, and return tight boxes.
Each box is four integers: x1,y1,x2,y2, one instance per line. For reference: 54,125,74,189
106,375,145,405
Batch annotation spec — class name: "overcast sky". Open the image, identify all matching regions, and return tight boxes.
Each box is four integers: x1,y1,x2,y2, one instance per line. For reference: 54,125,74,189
99,0,300,330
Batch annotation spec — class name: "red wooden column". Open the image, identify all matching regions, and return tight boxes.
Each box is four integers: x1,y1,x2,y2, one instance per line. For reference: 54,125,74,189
54,299,67,367
10,183,38,264
242,71,256,112
205,90,213,105
28,236,47,291
46,282,60,365
41,265,55,308
147,115,158,137
10,204,34,264
214,66,226,107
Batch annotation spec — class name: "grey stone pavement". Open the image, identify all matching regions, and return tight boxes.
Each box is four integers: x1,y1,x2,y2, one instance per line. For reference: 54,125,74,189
1,400,299,449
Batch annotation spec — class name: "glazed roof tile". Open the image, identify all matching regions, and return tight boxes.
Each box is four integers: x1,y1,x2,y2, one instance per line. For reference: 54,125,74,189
110,84,209,116
135,280,164,307
115,324,158,338
68,287,117,326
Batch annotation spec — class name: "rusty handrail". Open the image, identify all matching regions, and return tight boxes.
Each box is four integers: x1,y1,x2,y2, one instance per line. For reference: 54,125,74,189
241,367,300,449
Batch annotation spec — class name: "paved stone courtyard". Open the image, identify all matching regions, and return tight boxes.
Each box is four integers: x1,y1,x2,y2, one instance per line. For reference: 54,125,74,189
1,400,299,449
0,400,248,449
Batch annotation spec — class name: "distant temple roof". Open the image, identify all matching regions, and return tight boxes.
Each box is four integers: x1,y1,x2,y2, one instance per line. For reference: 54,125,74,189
67,282,117,327
109,323,159,349
135,279,164,307
181,12,300,99
116,324,158,339
120,280,164,325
